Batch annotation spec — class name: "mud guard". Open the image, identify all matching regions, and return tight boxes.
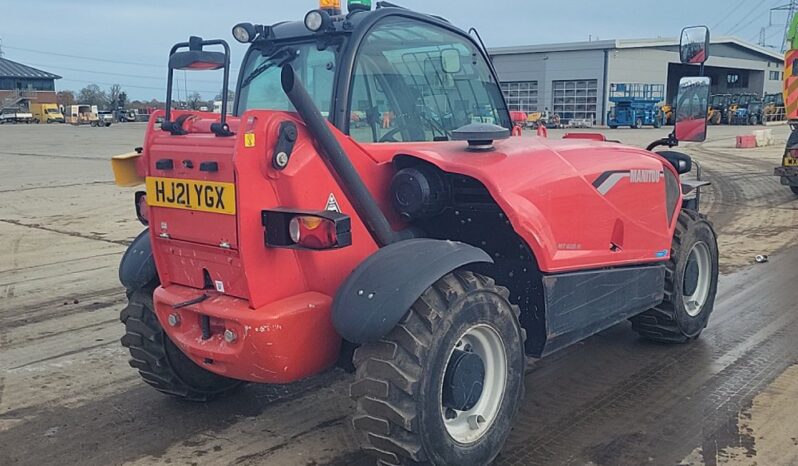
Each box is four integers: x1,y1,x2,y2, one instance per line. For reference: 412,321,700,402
119,229,157,292
332,239,493,344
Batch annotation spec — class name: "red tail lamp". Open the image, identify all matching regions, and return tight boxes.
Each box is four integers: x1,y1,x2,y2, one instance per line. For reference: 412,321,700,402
262,208,351,250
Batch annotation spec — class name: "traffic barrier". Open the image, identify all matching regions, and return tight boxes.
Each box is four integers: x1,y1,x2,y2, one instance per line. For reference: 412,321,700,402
753,129,775,147
736,135,757,148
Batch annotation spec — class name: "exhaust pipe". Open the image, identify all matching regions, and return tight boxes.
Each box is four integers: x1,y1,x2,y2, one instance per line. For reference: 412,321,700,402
281,65,396,247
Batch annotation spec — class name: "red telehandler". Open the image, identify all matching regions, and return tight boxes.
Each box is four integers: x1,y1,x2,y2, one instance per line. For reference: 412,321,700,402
111,4,718,464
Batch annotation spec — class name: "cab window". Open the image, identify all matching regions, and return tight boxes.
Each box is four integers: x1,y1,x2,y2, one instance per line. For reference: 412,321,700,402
237,42,337,117
348,18,510,143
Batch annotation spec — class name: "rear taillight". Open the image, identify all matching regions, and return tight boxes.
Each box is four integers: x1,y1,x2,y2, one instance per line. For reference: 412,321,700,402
135,191,149,226
789,149,798,158
262,209,351,250
289,215,340,249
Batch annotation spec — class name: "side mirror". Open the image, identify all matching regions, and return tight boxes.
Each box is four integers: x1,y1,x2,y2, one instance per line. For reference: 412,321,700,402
680,26,710,65
674,76,710,143
441,48,462,74
169,50,226,70
163,36,232,137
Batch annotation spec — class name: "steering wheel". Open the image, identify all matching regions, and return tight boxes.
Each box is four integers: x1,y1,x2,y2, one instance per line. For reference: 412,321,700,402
379,127,402,143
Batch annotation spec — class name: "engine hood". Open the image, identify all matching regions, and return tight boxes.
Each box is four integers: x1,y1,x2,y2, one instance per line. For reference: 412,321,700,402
363,135,678,273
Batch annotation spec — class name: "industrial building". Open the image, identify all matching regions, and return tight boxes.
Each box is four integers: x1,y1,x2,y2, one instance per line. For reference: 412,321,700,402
0,57,61,109
490,36,784,125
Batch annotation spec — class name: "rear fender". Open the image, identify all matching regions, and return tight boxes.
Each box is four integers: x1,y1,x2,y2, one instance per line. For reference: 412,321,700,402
332,239,493,344
119,229,158,292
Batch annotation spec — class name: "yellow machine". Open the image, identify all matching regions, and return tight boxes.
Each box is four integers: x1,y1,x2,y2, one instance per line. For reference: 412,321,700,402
526,109,560,128
660,102,674,125
763,93,785,122
30,103,65,124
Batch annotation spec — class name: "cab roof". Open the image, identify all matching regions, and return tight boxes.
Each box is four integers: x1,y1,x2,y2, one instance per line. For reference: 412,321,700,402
260,4,451,43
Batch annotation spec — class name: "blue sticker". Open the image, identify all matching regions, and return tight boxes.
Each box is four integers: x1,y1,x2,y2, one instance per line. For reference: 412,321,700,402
655,249,669,258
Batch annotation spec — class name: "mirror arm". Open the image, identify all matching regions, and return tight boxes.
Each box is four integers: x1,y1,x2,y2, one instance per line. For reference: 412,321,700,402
163,41,189,132
162,37,234,137
646,132,679,152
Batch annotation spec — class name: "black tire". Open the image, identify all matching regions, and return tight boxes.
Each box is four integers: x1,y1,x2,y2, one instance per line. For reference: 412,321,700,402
351,271,526,466
632,118,643,129
120,283,243,401
631,210,719,343
790,186,798,195
609,125,618,129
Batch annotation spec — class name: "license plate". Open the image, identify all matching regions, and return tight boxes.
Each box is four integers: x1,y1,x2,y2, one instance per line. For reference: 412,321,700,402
145,177,236,215
785,157,798,167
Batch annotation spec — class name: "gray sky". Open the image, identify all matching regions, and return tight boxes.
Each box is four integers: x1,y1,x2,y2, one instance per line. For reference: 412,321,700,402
0,0,791,100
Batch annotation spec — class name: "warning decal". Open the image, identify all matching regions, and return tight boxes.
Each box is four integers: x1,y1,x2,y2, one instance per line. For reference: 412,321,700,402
325,193,341,212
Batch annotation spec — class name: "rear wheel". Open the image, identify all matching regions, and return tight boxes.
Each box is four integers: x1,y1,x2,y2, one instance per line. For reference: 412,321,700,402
631,210,718,342
790,186,798,195
120,283,243,401
633,117,643,129
351,271,525,465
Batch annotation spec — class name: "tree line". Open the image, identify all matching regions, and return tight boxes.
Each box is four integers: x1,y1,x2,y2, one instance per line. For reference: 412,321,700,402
56,84,232,111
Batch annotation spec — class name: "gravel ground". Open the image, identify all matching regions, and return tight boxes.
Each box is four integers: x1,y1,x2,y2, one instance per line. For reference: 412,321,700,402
1,122,796,466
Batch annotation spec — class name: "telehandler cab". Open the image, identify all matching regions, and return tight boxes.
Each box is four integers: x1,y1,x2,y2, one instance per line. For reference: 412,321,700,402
112,4,718,464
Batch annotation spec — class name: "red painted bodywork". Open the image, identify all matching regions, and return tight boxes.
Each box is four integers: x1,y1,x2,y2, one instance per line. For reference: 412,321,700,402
675,117,707,142
135,109,680,383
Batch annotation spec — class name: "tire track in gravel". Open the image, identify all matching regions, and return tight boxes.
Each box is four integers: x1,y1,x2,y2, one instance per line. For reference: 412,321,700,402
687,139,798,272
0,219,131,247
0,287,122,329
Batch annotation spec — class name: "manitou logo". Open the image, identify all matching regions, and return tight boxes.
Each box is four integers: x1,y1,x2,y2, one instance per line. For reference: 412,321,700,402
593,169,664,195
630,169,663,183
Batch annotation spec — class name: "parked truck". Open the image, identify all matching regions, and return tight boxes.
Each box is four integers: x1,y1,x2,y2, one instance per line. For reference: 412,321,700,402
0,106,35,124
775,12,798,194
66,104,101,126
31,103,65,124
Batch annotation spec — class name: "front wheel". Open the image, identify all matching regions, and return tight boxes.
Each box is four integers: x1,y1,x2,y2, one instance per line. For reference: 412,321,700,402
631,210,719,342
351,271,526,465
790,186,798,195
120,284,243,401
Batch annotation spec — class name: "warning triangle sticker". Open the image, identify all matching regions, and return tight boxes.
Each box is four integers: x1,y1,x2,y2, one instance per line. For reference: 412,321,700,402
325,193,341,212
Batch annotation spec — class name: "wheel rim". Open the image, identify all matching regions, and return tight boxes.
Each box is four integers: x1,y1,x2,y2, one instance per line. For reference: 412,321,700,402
682,241,712,317
440,324,507,445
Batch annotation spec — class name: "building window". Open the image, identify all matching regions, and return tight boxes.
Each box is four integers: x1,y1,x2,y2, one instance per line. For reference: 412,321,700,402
727,73,749,88
770,71,781,81
551,79,598,122
500,81,539,112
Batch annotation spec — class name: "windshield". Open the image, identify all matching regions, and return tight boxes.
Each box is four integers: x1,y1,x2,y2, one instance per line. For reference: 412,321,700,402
348,17,510,143
711,95,724,106
237,41,338,116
